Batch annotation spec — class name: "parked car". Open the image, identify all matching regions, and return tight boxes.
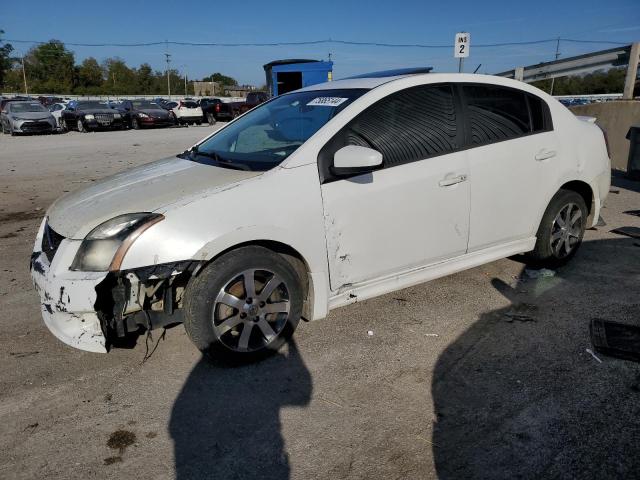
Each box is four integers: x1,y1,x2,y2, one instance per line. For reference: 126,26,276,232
237,91,269,115
1,100,56,135
171,100,203,125
116,100,176,129
31,72,610,362
199,98,234,124
60,100,125,132
0,97,29,111
38,96,63,107
48,102,68,129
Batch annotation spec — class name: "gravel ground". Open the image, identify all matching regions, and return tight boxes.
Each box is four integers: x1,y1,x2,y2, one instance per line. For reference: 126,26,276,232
0,128,639,480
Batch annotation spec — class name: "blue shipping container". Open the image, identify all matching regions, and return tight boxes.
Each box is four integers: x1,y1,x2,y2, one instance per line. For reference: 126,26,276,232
264,59,334,96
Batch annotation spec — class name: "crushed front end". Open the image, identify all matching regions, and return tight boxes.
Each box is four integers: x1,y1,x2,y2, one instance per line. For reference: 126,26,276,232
30,217,201,352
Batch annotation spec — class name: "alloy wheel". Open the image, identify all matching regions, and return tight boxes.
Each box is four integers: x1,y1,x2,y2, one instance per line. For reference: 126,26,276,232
212,269,291,352
550,202,582,258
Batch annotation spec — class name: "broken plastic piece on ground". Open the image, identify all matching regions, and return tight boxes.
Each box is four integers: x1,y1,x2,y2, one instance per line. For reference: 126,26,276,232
524,268,556,279
590,319,640,363
609,188,620,194
585,348,603,364
425,333,439,337
596,215,607,227
367,330,374,336
623,210,640,217
610,226,640,239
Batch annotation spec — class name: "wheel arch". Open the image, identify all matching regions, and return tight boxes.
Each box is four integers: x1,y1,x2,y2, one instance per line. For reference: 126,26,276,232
559,179,595,225
193,239,316,322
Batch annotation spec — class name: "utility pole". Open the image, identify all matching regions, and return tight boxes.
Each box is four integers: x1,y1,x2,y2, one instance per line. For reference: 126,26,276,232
20,56,28,95
549,37,561,96
164,41,171,99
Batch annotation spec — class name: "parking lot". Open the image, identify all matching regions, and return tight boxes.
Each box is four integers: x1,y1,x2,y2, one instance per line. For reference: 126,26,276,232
1,128,639,479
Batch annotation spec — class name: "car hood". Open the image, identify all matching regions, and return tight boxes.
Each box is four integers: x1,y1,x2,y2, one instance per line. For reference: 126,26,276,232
139,108,169,117
47,156,261,239
12,111,53,120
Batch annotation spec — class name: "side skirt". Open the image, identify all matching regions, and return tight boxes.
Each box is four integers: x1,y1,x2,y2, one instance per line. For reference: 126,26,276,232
328,237,536,310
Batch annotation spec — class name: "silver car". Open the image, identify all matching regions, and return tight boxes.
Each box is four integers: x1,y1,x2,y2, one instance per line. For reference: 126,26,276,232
1,100,56,135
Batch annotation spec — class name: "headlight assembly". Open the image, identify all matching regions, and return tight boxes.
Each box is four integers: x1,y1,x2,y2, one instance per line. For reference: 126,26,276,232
138,113,149,118
84,114,95,120
113,112,121,118
70,213,164,272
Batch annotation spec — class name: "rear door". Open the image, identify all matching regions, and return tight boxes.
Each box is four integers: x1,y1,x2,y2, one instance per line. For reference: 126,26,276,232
460,84,558,251
320,84,470,289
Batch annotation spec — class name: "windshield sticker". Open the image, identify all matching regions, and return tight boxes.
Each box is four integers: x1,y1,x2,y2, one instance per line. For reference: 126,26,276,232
307,97,349,107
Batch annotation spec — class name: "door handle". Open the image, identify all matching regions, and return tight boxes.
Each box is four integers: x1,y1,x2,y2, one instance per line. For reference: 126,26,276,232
535,149,557,161
439,174,467,187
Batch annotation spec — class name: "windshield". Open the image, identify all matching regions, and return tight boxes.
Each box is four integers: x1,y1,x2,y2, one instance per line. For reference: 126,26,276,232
77,101,107,109
192,89,368,171
11,102,47,113
132,101,160,109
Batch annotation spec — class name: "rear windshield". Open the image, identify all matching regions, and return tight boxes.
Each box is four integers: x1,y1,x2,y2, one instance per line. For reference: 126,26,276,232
132,101,160,109
11,102,47,113
181,101,198,108
77,101,107,109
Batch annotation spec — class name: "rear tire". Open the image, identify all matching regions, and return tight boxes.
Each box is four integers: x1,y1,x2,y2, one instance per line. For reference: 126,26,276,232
525,189,588,268
183,246,303,364
207,113,216,126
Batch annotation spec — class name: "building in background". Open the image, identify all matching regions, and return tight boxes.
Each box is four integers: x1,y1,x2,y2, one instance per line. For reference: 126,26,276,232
192,81,221,97
263,59,334,96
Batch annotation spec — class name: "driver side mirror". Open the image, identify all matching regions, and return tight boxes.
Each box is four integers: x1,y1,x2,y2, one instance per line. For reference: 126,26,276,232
331,145,383,176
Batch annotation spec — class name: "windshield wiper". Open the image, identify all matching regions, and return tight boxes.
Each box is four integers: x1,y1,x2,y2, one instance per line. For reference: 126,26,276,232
186,146,251,171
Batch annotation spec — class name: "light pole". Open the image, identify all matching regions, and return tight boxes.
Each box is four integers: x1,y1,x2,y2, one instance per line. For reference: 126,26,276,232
20,55,28,95
164,51,172,99
181,64,188,97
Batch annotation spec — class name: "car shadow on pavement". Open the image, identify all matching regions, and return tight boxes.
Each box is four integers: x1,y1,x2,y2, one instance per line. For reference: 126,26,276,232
432,237,640,479
169,341,311,480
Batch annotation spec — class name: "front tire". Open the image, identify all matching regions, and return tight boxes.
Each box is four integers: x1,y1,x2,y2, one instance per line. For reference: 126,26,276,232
77,119,86,132
525,189,588,268
183,246,303,363
132,117,140,130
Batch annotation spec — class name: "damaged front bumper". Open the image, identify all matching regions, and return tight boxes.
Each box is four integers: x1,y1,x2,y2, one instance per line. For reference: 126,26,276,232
30,218,199,353
30,219,109,352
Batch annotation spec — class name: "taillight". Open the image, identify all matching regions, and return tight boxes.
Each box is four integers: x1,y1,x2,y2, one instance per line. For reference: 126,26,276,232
597,124,611,158
215,104,220,112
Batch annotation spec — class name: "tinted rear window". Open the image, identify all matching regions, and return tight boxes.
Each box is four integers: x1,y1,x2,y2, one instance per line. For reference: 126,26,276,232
181,101,198,108
463,85,530,145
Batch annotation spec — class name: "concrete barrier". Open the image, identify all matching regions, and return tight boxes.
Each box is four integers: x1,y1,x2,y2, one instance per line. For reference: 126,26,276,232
570,101,640,171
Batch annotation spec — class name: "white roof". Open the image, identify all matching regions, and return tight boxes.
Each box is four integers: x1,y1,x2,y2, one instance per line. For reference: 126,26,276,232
299,73,541,94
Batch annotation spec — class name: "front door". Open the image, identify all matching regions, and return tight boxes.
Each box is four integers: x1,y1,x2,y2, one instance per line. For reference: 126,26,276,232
319,84,471,290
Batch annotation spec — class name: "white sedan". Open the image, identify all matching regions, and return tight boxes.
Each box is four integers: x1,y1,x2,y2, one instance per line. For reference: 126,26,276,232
31,71,610,361
48,102,68,129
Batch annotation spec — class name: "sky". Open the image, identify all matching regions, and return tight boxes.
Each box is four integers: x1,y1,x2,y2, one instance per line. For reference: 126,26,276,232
2,0,639,86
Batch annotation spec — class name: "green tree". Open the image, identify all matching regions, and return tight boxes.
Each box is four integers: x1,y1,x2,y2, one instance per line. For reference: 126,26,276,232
24,40,75,93
0,30,14,90
202,72,238,86
102,57,136,95
76,57,103,93
136,63,154,94
532,68,626,95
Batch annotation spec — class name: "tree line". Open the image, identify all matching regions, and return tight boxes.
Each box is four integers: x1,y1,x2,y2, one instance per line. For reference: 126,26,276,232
531,67,627,96
0,35,239,96
0,32,631,97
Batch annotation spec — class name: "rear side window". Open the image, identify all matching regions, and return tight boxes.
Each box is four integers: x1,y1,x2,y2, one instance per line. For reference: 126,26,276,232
462,85,551,145
346,85,459,168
